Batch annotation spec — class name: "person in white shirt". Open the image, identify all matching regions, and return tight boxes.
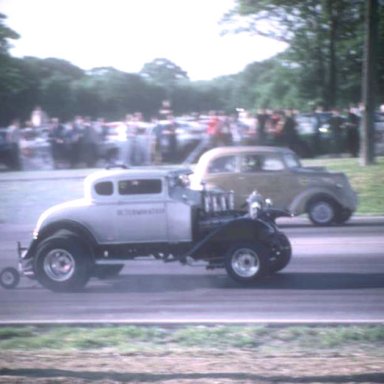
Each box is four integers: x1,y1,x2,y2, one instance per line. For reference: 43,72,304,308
6,119,21,170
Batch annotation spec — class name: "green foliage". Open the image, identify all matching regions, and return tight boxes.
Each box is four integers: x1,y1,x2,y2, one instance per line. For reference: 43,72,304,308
140,58,189,87
317,326,384,347
0,54,220,124
174,325,269,349
231,55,301,111
0,325,383,354
0,13,19,54
0,327,35,340
379,3,384,102
0,14,24,124
1,3,384,123
225,0,383,109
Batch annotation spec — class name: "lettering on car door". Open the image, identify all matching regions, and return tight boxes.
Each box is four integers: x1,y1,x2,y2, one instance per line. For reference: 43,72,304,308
115,178,167,242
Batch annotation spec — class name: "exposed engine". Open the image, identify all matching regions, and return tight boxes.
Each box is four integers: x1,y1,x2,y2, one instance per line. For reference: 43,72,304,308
198,188,241,232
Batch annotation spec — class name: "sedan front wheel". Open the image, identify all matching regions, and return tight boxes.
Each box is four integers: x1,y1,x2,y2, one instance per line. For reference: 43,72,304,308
307,198,337,226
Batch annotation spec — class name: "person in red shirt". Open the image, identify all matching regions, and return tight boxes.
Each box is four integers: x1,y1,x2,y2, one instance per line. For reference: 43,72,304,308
207,111,220,147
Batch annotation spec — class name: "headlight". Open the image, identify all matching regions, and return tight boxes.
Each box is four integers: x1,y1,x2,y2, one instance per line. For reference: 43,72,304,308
249,202,261,219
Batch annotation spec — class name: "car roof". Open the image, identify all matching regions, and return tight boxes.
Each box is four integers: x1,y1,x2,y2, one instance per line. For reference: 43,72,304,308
198,146,295,161
85,166,192,184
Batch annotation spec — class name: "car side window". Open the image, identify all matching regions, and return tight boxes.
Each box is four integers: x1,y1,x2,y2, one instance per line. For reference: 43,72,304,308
118,179,162,195
260,155,285,171
95,181,113,196
207,156,236,174
284,153,301,169
240,154,261,173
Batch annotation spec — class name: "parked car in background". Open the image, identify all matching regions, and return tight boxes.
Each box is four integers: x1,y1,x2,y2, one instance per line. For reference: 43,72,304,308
19,127,54,170
190,146,357,226
296,110,384,156
296,112,336,156
175,119,207,160
0,127,21,170
152,119,206,163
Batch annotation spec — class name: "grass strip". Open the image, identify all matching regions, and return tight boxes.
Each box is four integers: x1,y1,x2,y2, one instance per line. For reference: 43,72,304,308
0,325,383,355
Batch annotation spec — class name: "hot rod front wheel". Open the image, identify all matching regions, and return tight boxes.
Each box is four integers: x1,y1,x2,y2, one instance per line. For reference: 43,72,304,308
34,237,92,292
224,242,269,284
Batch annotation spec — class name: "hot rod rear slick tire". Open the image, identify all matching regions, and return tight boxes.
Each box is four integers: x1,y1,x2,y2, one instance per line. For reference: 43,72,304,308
224,242,269,284
34,237,91,292
0,267,20,289
269,233,292,273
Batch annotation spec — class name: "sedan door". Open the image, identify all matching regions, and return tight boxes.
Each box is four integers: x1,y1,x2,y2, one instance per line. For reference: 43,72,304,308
239,153,295,210
201,154,247,208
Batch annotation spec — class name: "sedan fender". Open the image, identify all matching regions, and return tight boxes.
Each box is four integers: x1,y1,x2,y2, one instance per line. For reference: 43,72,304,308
288,187,344,215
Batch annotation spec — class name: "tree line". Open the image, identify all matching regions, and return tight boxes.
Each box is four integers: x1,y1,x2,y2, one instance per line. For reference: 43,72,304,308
1,1,383,126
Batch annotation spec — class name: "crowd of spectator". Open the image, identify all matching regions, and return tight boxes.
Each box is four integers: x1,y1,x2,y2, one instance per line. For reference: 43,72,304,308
204,106,363,158
1,103,369,171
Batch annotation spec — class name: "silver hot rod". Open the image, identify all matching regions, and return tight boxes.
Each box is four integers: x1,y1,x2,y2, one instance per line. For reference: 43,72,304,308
1,166,292,291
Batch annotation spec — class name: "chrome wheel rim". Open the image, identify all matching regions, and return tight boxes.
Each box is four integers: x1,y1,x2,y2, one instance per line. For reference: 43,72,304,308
44,249,75,282
311,202,334,224
231,248,260,278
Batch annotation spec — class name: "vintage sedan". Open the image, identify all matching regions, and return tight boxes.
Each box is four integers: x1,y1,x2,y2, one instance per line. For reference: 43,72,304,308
190,146,357,226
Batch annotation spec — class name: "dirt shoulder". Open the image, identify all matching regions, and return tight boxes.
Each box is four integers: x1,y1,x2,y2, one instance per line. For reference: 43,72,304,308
1,350,384,384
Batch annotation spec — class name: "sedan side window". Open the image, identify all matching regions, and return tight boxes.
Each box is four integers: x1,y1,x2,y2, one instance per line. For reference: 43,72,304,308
240,154,261,173
260,155,285,171
208,156,236,174
284,153,301,169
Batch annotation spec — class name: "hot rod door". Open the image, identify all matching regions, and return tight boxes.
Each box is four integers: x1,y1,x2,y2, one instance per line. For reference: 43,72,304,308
114,178,168,243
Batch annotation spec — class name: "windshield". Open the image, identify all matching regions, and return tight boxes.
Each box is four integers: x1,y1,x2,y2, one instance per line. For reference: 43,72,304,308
284,153,302,169
168,173,190,189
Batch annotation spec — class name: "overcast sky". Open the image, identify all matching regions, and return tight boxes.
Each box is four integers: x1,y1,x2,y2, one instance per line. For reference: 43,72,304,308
1,0,287,80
